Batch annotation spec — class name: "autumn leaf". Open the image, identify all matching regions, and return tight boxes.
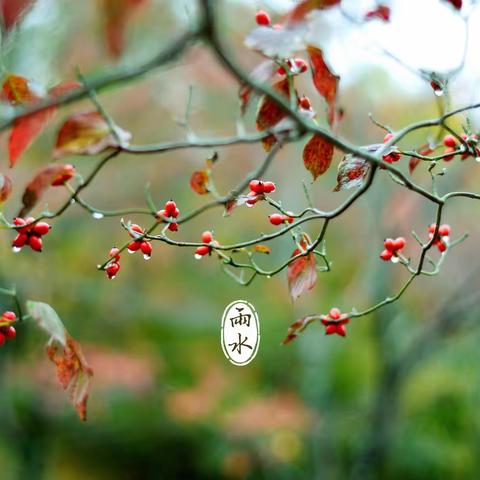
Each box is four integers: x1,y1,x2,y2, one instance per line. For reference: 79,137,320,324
287,0,341,24
307,46,339,125
0,173,12,203
19,164,75,216
252,245,271,254
256,78,291,151
303,134,334,180
287,234,317,301
54,111,131,158
26,301,93,421
190,170,210,195
0,0,34,31
2,75,81,167
334,154,370,191
101,0,147,58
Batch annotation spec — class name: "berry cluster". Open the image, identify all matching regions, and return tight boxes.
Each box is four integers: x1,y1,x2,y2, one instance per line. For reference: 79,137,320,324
277,58,308,76
12,217,51,252
382,133,401,163
0,311,17,346
320,308,350,337
195,231,218,259
126,224,153,259
380,237,406,262
52,164,75,186
428,224,450,253
442,134,479,161
246,180,276,206
106,247,121,279
269,213,294,226
155,200,180,231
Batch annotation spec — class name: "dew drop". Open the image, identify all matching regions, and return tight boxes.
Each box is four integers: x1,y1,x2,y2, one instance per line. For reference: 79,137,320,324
92,212,104,219
433,88,444,97
246,203,254,208
475,156,480,163
391,256,400,264
109,275,116,280
267,275,272,279
12,247,21,253
443,236,450,245
127,248,135,254
194,254,203,260
143,254,151,261
69,198,76,204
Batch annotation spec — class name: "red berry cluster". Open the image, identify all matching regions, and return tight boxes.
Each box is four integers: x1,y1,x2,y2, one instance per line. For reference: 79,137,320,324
127,224,153,259
442,134,479,161
155,200,180,232
428,224,450,253
382,133,401,163
0,311,17,346
321,308,349,337
269,213,294,226
195,231,218,259
247,180,276,206
106,247,121,279
52,164,76,186
12,217,51,252
380,237,406,262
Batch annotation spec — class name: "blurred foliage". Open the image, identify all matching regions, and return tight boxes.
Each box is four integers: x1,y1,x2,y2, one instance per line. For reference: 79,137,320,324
0,0,480,479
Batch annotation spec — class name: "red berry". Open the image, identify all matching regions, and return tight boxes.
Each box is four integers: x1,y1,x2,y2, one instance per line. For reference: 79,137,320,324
195,245,210,257
52,164,75,186
106,262,120,279
5,326,16,339
380,249,393,261
12,233,28,248
293,58,308,73
28,235,42,252
168,222,178,232
299,96,312,110
155,209,166,221
383,151,401,163
249,180,264,194
164,200,177,217
428,224,437,234
201,231,213,243
325,324,337,335
32,222,50,236
335,324,346,337
109,247,121,261
140,241,152,257
284,216,294,224
246,191,260,206
2,311,16,321
127,241,141,253
0,332,5,346
383,133,394,143
393,237,406,250
383,238,395,251
262,181,276,193
443,146,455,161
269,214,284,226
438,224,450,237
172,207,180,218
437,240,447,253
255,9,271,26
329,308,341,320
443,135,457,148
13,217,26,227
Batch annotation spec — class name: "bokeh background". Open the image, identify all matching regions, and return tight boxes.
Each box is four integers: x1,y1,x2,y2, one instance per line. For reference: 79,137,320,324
1,0,480,478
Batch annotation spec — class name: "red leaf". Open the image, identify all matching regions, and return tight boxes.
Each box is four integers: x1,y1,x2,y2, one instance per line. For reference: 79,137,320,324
334,154,370,191
190,170,210,195
2,75,81,167
0,0,34,31
307,46,339,125
303,134,334,180
0,173,12,202
256,78,291,151
20,163,75,216
27,301,93,421
102,0,147,58
287,234,317,301
287,0,341,24
54,111,131,158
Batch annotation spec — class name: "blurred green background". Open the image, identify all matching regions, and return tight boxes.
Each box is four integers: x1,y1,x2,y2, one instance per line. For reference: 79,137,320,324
1,0,480,478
